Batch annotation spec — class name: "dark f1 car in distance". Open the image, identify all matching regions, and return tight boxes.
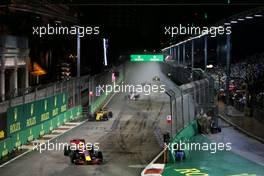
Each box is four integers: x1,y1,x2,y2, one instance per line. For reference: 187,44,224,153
64,139,103,165
127,91,140,100
153,76,160,82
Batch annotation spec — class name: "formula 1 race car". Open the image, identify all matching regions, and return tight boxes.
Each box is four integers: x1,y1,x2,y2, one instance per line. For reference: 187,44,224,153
153,76,160,82
127,92,140,101
94,107,113,121
64,139,103,165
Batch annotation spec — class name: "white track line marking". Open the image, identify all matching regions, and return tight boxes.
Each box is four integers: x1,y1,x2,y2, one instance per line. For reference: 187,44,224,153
52,129,68,133
33,139,47,144
58,125,74,128
41,134,58,138
128,164,146,168
64,122,81,125
0,150,32,168
20,145,35,150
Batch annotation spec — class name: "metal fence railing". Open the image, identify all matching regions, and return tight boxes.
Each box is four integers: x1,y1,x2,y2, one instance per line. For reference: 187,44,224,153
160,60,216,136
0,76,87,114
171,76,215,135
0,65,125,116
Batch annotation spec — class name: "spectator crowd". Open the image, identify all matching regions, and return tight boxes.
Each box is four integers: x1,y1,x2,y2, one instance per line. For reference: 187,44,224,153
209,52,264,113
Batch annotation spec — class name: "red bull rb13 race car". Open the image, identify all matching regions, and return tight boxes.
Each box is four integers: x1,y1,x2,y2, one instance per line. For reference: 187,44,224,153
64,139,103,165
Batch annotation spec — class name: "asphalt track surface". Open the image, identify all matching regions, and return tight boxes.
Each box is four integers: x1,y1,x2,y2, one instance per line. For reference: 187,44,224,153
0,62,175,176
1,62,264,175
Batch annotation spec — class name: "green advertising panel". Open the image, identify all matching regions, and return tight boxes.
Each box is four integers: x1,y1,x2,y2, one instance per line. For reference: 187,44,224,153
24,125,41,142
58,113,65,125
0,105,82,160
42,120,51,134
130,54,164,62
60,93,68,113
39,98,51,123
55,115,61,128
7,105,25,135
6,92,68,137
51,95,59,118
24,103,37,128
11,132,22,148
17,131,26,147
0,138,13,159
0,113,7,140
32,124,41,139
52,116,59,129
25,127,34,142
63,111,70,123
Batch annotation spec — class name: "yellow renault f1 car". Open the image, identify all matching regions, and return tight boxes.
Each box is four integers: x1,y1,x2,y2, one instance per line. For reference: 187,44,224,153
95,108,113,121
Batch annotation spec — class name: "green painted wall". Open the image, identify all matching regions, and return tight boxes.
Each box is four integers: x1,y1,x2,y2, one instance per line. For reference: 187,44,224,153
0,93,82,160
6,93,68,136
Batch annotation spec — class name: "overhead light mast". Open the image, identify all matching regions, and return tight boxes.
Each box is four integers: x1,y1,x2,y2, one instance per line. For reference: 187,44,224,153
103,38,109,66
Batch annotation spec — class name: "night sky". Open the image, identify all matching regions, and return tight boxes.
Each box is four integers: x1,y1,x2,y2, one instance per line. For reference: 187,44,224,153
76,3,263,69
1,0,263,74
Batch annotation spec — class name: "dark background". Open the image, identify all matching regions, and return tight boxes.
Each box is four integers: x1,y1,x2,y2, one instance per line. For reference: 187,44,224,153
1,0,263,75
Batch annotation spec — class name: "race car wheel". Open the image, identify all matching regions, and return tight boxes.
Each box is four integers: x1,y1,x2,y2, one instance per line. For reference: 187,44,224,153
103,114,108,121
97,151,103,161
69,151,77,164
107,111,113,118
64,146,70,156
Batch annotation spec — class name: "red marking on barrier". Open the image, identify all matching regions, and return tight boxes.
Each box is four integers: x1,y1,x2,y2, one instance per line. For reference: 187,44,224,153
166,115,172,124
144,168,163,174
